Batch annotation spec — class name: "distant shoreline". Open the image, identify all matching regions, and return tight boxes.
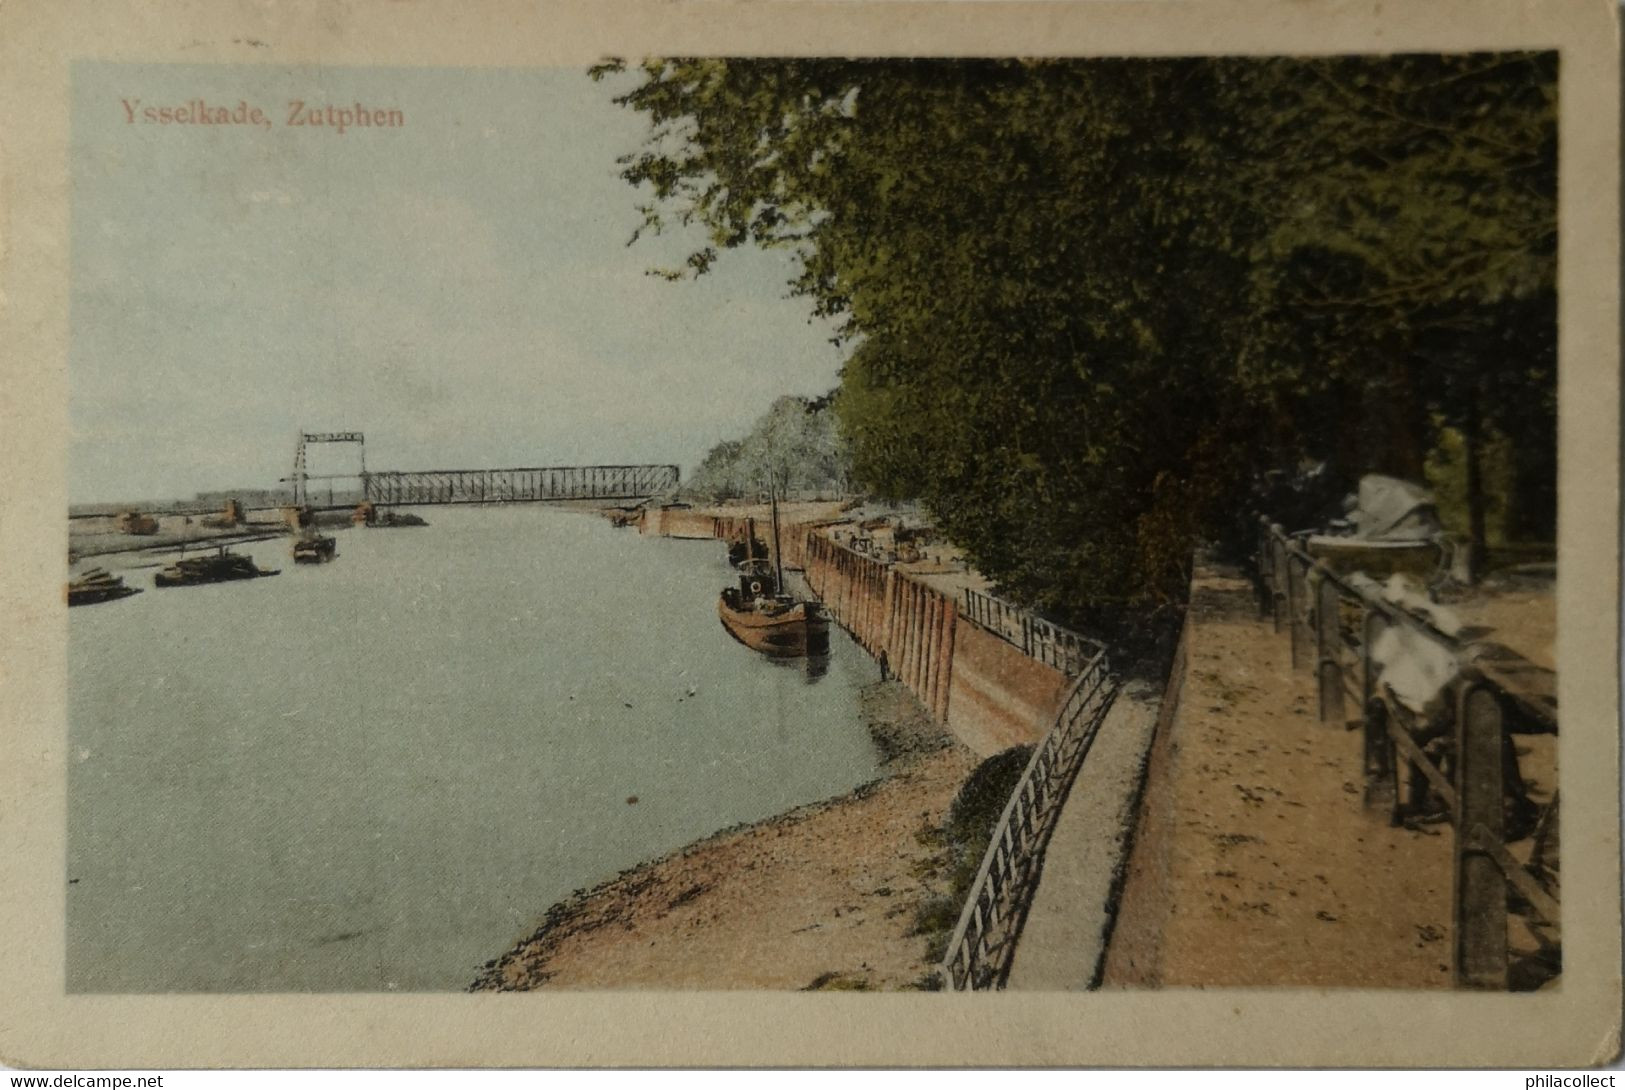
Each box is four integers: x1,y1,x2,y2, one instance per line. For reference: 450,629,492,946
65,498,625,562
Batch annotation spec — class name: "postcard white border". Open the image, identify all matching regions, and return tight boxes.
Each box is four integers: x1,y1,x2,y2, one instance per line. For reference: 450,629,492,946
0,0,1617,1068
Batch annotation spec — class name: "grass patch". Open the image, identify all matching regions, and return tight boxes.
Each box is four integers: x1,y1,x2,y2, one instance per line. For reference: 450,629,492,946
903,971,945,991
801,971,873,991
910,745,1034,964
910,893,960,937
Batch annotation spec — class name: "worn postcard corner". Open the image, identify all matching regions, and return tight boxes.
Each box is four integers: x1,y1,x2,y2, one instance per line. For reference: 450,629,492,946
0,0,1620,1071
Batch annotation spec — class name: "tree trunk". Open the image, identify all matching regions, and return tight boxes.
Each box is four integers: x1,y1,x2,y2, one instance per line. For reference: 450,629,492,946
1377,353,1429,480
1362,348,1428,480
1505,416,1557,544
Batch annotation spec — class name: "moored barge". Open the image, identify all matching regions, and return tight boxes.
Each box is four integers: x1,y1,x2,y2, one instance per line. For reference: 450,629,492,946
66,567,143,606
154,547,279,588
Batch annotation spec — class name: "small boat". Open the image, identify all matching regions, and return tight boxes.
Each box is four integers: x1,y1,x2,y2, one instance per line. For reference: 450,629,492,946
717,484,829,657
353,501,428,528
726,521,769,569
116,510,160,535
292,534,337,564
719,560,830,656
66,567,142,606
153,547,279,588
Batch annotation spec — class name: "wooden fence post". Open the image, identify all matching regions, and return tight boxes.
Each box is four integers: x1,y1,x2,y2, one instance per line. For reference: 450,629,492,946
909,583,926,693
1287,554,1312,671
1256,522,1273,619
1360,605,1396,810
936,595,957,724
1361,605,1386,713
1271,534,1289,633
923,592,942,710
1453,681,1509,989
1316,571,1345,726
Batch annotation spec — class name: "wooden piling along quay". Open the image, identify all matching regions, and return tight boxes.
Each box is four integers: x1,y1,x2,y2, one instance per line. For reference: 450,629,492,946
802,532,958,724
641,511,1123,987
1255,517,1559,989
800,530,1126,990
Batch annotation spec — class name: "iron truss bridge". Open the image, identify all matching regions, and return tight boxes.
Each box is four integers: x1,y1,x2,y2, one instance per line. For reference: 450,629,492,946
361,464,681,506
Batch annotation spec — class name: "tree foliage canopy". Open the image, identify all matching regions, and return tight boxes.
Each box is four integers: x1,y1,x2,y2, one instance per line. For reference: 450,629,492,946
592,54,1556,641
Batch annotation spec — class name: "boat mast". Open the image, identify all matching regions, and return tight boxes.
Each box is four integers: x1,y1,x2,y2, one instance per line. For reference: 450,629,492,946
769,470,785,594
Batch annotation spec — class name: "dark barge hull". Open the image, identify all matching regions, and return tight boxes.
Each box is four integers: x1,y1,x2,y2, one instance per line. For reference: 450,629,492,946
154,569,279,587
66,568,143,606
67,585,143,606
718,593,831,658
154,556,279,587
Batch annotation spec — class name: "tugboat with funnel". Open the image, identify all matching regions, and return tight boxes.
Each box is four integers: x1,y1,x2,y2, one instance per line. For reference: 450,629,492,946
154,544,279,588
727,521,769,569
717,484,829,657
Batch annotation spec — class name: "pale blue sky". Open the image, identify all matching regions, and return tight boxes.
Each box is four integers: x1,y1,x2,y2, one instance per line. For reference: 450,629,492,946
70,63,847,502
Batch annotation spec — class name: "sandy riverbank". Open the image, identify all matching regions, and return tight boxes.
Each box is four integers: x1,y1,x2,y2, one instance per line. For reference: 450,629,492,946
470,680,980,991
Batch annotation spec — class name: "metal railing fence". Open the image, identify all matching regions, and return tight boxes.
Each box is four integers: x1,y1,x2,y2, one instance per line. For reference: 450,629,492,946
1254,517,1558,988
938,647,1120,989
960,587,1104,677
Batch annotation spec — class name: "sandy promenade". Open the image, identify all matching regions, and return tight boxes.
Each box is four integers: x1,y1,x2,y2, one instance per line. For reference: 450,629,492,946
1101,561,1559,989
471,681,980,991
1101,568,1456,987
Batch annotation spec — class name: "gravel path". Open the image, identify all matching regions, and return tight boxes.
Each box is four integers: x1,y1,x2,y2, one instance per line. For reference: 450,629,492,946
1101,566,1456,988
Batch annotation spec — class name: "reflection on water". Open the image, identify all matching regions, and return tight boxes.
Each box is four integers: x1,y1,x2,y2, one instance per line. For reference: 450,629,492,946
67,506,881,992
755,651,832,684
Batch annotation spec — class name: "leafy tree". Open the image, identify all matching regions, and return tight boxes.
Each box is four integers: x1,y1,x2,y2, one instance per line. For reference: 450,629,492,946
592,54,1556,643
1233,54,1557,574
683,394,852,500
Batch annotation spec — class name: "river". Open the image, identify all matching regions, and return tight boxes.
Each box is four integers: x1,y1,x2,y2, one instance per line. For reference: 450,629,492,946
66,506,883,992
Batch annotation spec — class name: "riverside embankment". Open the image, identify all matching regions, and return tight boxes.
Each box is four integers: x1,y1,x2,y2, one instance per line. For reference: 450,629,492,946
474,500,1162,990
477,501,1558,992
473,500,1046,990
643,501,1075,758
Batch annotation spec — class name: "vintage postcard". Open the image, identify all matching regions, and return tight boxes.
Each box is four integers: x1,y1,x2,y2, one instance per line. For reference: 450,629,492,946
0,0,1619,1070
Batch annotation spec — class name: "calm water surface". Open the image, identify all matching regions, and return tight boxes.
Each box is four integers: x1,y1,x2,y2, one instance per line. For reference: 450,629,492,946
67,507,882,991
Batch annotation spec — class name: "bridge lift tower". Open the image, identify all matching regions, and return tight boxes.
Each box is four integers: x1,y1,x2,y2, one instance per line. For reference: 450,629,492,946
289,431,367,508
